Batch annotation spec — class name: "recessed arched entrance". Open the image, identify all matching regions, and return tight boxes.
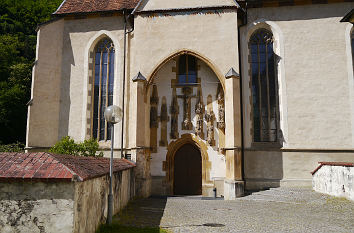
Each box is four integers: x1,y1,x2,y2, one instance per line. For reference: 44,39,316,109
173,143,202,195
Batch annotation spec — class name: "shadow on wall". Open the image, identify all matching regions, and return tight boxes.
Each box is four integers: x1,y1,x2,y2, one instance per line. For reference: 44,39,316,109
247,3,352,21
244,150,284,191
58,30,74,139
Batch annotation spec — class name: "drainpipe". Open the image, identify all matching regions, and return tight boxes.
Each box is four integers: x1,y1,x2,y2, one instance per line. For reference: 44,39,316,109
120,10,135,160
120,10,127,159
237,2,247,183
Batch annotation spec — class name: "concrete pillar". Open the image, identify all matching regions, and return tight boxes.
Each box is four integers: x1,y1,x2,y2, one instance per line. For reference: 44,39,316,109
224,70,244,200
131,74,151,197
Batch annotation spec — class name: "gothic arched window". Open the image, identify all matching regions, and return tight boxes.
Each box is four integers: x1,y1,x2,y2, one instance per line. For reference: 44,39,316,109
250,29,278,142
177,55,197,85
92,38,115,141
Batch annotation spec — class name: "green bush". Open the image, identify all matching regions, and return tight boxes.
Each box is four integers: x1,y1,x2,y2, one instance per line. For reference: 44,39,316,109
49,136,103,157
0,142,24,152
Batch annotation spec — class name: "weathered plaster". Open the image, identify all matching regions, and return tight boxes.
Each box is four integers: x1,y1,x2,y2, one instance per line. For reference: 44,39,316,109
0,182,74,233
74,169,135,233
0,169,135,233
313,165,354,201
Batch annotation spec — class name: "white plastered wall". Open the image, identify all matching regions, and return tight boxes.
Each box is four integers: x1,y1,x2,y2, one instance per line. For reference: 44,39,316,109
345,24,354,146
128,9,239,150
242,2,354,149
241,3,354,189
59,16,126,151
26,19,64,148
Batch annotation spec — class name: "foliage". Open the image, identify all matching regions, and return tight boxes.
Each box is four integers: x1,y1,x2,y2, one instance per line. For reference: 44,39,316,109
0,142,25,152
96,224,169,233
49,136,104,157
0,0,62,144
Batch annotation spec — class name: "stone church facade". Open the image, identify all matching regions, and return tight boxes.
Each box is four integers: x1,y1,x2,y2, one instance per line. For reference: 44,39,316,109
26,0,354,199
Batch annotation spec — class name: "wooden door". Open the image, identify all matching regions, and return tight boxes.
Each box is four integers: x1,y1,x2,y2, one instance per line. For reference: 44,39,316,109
173,143,202,195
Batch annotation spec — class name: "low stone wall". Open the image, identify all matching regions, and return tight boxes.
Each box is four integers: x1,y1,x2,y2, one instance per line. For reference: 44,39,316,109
312,162,354,201
0,169,135,233
73,169,135,233
0,182,75,233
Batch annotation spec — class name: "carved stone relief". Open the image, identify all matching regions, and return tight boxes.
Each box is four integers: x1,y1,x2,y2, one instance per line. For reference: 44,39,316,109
216,84,225,130
159,97,169,146
195,88,204,139
170,88,179,139
205,95,215,146
216,84,225,152
150,85,159,152
178,87,194,130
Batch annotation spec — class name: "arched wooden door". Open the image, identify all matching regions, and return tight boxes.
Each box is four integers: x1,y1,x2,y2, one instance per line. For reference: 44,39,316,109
173,143,202,195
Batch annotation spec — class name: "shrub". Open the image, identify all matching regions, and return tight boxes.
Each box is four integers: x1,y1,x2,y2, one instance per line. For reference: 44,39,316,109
0,142,24,152
49,136,103,157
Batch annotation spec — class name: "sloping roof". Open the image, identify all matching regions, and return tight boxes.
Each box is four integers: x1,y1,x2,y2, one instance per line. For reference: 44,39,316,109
340,9,354,23
311,161,354,175
53,0,140,15
0,152,135,182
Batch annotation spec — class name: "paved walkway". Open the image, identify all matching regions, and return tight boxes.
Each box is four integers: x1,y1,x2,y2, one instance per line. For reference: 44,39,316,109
114,187,354,233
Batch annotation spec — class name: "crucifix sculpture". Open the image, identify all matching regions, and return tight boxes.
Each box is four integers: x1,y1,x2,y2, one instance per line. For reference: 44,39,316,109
177,86,196,130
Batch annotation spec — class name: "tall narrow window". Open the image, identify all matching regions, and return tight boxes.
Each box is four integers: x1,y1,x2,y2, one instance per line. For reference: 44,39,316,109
250,29,278,142
177,55,197,85
92,38,115,141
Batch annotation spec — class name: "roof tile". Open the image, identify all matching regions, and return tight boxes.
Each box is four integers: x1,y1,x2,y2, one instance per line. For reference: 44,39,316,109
0,152,135,182
54,0,140,15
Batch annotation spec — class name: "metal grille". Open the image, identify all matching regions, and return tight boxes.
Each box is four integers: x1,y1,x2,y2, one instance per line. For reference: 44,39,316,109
250,29,278,142
92,38,115,141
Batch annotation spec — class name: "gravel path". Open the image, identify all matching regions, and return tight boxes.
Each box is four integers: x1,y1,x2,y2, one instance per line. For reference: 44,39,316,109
114,187,354,233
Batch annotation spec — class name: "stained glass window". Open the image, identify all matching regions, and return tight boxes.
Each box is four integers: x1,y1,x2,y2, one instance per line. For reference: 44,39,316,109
250,29,278,142
92,38,115,141
178,55,197,85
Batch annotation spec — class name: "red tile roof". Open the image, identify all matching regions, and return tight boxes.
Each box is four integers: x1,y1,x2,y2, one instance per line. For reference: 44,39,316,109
311,161,354,175
0,152,135,182
54,0,140,15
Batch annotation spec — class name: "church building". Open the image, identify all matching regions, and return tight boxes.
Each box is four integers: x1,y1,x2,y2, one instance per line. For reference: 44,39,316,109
26,0,354,200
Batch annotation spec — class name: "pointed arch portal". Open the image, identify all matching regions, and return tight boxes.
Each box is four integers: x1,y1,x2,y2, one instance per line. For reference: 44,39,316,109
174,143,202,195
165,134,212,195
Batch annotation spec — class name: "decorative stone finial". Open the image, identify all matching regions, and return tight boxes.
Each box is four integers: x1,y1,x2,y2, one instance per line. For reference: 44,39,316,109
132,72,147,82
225,68,240,79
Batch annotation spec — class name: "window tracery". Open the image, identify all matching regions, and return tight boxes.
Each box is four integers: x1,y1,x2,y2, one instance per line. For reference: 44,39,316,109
250,29,278,142
92,38,115,141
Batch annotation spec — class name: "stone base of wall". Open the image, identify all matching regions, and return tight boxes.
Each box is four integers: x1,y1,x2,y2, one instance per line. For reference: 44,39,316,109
224,179,245,200
74,169,135,233
244,151,354,190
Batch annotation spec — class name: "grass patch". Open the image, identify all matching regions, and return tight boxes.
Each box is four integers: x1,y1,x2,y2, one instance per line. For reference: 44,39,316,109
326,195,350,204
96,224,169,233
